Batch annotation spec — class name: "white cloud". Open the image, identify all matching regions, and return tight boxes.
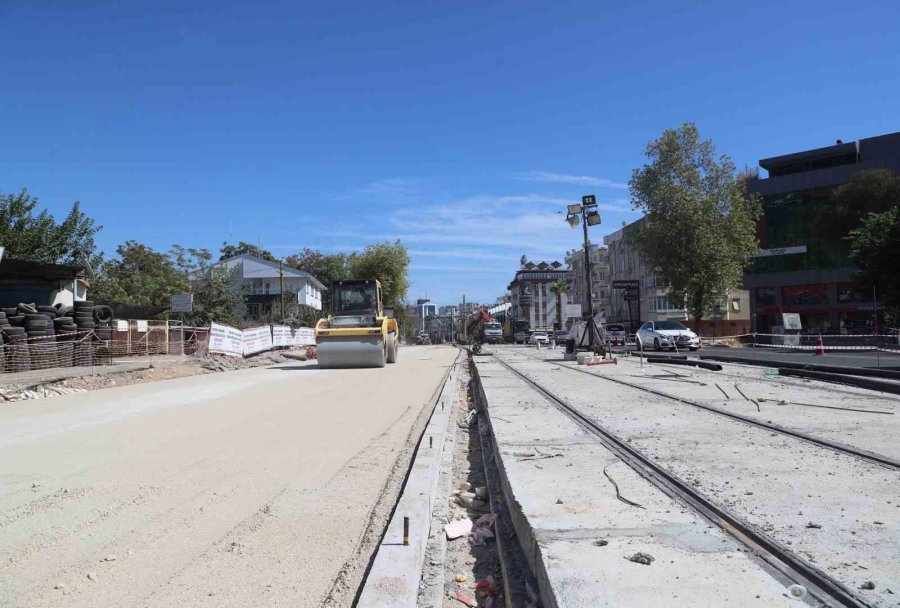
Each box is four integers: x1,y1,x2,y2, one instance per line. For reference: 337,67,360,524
515,170,628,189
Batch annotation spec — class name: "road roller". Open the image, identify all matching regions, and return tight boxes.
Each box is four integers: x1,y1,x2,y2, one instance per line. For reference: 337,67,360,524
315,279,399,368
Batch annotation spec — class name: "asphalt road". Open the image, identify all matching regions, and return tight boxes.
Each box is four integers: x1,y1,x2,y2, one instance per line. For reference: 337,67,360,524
0,345,458,608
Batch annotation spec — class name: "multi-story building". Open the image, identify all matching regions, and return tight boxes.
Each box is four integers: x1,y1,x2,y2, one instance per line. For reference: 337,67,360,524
507,260,570,331
604,218,750,335
565,244,610,321
213,254,326,323
745,131,900,334
415,298,436,332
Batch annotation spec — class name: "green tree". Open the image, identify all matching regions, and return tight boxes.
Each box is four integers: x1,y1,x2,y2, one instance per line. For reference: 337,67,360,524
846,207,900,322
169,245,213,278
0,189,100,265
550,279,569,330
348,240,411,330
219,241,278,262
187,265,245,326
92,241,187,307
818,170,900,245
629,123,761,329
284,247,349,312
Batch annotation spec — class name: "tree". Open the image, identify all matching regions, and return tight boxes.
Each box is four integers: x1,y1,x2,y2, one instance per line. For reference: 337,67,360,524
818,170,900,245
219,241,278,262
187,265,245,326
629,123,761,330
846,207,900,323
285,248,350,312
169,245,213,278
348,240,411,331
550,279,569,330
0,188,100,265
92,241,187,307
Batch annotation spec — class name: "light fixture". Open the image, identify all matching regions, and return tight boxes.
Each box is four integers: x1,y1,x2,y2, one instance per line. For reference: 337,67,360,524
566,214,580,228
567,204,582,215
586,211,602,226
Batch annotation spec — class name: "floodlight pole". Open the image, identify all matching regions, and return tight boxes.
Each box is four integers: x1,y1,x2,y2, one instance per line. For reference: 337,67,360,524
580,206,600,352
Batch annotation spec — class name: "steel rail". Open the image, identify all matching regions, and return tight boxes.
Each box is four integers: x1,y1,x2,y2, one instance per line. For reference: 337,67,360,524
510,350,900,471
491,355,873,608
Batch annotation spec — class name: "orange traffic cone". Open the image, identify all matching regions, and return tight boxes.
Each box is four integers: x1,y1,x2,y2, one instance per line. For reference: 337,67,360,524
814,335,825,356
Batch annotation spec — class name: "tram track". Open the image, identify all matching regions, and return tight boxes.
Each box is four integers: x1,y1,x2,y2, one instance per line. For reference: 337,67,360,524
491,353,878,608
508,349,900,471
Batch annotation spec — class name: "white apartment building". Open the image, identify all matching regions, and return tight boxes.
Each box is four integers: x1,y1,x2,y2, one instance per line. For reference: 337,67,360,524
213,254,327,322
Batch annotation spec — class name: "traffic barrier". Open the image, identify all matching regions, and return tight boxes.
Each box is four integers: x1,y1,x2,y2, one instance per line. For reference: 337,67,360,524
208,322,315,358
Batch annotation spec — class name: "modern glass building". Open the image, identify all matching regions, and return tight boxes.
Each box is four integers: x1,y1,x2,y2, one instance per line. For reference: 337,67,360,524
745,131,900,334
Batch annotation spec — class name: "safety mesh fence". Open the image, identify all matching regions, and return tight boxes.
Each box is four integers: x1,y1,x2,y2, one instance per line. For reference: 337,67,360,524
0,327,210,374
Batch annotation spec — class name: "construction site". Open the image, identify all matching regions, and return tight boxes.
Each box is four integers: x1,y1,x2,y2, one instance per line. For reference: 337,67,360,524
2,327,897,607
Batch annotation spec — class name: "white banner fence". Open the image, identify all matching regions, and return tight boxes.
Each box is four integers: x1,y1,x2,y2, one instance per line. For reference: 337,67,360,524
208,323,315,358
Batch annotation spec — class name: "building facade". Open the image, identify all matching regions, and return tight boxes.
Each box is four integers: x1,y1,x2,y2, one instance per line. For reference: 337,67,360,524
745,131,900,334
605,218,750,334
565,244,610,322
415,298,436,331
507,260,570,331
214,254,326,322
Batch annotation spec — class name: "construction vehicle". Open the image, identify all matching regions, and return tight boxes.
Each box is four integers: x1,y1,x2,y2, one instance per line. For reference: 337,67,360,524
315,279,399,368
466,309,495,354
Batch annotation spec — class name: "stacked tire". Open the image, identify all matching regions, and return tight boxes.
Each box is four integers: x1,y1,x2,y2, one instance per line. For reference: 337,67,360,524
53,306,78,368
3,311,30,372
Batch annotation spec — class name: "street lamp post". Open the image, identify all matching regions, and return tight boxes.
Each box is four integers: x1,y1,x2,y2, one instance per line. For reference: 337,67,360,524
566,195,603,352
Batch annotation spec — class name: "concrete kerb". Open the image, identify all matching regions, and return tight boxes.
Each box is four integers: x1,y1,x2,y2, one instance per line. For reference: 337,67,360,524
356,352,461,607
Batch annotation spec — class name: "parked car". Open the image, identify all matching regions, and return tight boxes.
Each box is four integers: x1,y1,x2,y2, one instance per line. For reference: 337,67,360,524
601,323,627,346
552,330,569,343
528,331,550,345
636,320,700,351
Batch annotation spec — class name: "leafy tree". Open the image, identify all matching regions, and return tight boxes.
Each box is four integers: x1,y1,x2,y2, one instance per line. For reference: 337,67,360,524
169,245,213,278
219,241,278,262
0,188,100,265
629,123,761,329
92,241,187,307
285,248,349,312
348,240,411,331
846,207,900,322
187,265,245,326
550,279,569,330
818,170,900,244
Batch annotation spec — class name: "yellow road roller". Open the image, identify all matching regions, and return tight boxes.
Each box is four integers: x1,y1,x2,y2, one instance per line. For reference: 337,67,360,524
315,279,399,368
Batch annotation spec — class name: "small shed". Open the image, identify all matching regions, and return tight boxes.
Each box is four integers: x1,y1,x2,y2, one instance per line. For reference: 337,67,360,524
0,259,88,308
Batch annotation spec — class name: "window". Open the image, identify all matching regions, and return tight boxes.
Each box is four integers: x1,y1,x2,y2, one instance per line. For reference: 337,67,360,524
731,298,741,311
756,287,776,307
264,282,271,294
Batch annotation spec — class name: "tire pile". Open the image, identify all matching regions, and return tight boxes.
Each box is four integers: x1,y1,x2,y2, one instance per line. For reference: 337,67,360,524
0,301,115,372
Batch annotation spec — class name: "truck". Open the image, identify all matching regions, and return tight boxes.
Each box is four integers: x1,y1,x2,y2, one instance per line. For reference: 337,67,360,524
483,321,503,344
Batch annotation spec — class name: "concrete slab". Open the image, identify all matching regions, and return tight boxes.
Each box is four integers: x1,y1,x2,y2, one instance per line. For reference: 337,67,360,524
473,357,803,608
489,348,900,608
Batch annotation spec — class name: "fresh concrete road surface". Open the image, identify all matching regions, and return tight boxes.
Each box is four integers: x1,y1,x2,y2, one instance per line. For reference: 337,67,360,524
0,345,457,608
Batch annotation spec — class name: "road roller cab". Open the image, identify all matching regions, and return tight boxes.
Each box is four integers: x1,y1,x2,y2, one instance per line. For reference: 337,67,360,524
315,279,400,368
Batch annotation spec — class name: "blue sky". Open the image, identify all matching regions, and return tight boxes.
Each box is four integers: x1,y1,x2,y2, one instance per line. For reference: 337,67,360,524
2,1,898,306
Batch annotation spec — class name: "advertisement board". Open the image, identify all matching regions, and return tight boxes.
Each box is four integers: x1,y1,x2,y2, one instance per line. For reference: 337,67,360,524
242,326,273,355
170,293,193,313
209,322,244,357
272,326,292,347
292,327,315,346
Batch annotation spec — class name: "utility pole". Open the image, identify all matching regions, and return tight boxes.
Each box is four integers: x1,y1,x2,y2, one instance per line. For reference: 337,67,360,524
279,260,285,321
